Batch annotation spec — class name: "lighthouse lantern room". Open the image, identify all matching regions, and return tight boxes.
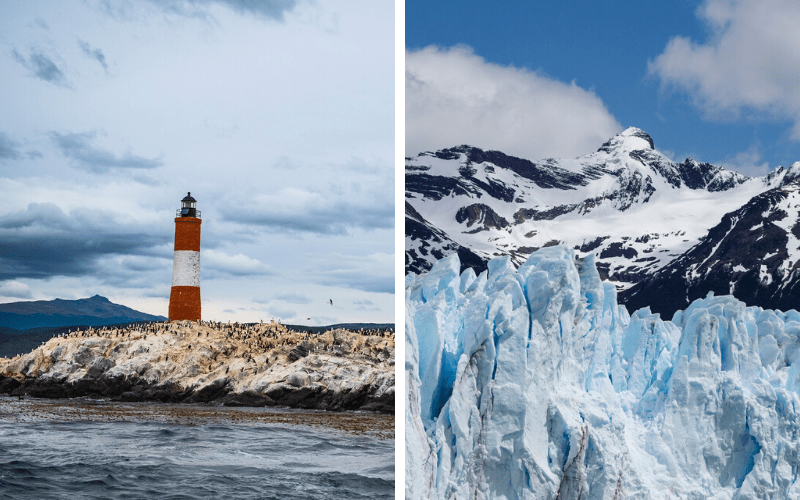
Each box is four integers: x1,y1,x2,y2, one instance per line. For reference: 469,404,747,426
169,192,202,322
178,192,199,218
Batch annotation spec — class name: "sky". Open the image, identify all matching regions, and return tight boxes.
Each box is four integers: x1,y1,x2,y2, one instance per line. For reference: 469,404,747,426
0,0,394,325
406,0,800,177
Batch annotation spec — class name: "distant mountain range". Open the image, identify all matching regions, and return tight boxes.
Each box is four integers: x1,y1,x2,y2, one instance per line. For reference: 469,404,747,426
0,295,166,330
406,127,800,318
0,295,166,358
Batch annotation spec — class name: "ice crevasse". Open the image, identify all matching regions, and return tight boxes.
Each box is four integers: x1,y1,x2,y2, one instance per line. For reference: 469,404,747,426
405,246,800,499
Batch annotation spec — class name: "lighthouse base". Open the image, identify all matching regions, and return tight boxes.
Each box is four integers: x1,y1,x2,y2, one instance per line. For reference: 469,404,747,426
169,286,201,321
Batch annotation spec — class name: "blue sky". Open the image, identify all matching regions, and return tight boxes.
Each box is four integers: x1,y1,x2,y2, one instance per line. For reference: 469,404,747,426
406,0,800,175
0,0,394,324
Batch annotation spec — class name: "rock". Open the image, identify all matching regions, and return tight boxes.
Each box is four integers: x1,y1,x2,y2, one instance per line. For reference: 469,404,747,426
0,321,394,413
0,374,21,393
86,357,114,379
183,377,231,403
220,391,275,407
286,372,308,387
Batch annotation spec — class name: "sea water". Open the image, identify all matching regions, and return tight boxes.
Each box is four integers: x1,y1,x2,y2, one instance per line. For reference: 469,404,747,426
0,398,393,499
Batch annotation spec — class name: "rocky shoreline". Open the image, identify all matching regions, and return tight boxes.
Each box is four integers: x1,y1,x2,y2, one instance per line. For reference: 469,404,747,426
0,320,394,413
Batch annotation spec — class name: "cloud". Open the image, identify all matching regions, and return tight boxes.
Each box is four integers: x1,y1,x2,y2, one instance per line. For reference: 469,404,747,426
274,292,312,304
203,249,273,278
77,39,109,72
406,45,622,160
124,0,296,22
0,202,170,281
306,252,393,294
0,281,33,300
352,299,378,312
649,0,800,139
12,47,70,87
220,186,393,235
268,308,296,321
720,145,772,177
0,132,22,161
50,131,163,172
92,253,173,289
195,0,296,20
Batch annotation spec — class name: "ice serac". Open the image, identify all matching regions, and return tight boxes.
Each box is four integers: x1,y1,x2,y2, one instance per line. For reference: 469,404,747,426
406,246,800,499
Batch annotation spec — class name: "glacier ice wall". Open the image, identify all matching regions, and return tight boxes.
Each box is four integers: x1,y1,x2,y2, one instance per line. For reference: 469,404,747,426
405,246,800,499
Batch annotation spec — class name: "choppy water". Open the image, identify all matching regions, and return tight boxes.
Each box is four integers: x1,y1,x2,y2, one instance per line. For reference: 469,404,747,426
0,399,393,499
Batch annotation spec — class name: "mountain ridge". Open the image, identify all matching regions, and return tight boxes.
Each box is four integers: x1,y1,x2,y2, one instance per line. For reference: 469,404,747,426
405,127,800,318
0,295,166,330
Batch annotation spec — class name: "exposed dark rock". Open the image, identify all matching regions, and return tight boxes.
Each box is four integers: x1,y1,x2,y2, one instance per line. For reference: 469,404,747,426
600,242,639,260
2,369,394,413
183,377,231,403
514,204,579,223
434,150,460,160
406,201,488,276
220,391,276,407
437,146,587,190
456,204,509,230
405,173,481,201
577,236,610,253
288,343,310,362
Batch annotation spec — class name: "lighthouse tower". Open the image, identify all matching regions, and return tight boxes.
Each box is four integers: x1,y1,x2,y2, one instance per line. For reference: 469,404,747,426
168,192,201,322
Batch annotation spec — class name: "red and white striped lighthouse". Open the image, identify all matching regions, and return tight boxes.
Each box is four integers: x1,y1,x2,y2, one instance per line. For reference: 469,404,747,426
168,192,201,322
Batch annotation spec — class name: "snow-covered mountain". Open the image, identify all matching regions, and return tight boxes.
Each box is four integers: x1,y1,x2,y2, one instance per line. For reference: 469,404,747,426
405,128,800,317
406,247,800,498
624,178,800,317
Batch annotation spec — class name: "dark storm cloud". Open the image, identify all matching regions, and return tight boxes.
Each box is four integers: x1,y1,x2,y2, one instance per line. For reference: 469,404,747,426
0,203,171,281
77,39,109,72
94,256,172,289
0,132,22,161
12,47,70,87
141,0,296,21
50,131,163,172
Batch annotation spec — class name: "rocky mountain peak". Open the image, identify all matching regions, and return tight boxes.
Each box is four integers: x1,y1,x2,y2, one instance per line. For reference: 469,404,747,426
782,161,800,186
596,127,655,154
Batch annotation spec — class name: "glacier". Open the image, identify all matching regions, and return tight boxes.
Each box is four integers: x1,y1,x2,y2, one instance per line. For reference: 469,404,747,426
406,246,800,499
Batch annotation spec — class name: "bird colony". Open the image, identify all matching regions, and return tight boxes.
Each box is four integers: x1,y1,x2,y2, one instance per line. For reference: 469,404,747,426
0,320,394,413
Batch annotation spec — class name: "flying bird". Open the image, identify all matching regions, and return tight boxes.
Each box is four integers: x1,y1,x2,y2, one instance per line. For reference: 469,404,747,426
329,299,333,306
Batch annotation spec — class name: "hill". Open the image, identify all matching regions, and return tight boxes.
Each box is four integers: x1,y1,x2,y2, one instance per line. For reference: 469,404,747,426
0,295,166,330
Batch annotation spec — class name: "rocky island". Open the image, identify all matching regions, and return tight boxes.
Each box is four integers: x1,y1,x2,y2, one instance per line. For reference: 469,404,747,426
0,320,394,413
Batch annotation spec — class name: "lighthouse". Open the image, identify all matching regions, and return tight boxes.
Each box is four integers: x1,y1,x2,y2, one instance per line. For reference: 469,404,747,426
168,192,201,322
